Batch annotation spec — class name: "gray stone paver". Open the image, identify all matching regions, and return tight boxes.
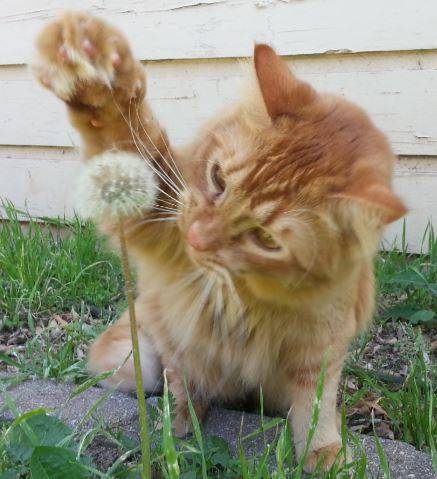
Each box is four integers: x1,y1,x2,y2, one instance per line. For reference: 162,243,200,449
0,377,435,478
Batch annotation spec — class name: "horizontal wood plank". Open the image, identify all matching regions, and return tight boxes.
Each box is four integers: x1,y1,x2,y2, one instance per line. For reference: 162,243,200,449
1,52,437,155
1,0,437,66
385,158,437,253
0,148,79,218
0,150,435,252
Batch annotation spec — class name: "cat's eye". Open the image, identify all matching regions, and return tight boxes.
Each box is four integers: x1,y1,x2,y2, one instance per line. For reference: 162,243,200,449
251,228,281,251
211,163,226,195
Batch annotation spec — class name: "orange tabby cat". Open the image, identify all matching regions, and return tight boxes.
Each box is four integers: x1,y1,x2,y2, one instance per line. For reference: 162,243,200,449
33,12,406,472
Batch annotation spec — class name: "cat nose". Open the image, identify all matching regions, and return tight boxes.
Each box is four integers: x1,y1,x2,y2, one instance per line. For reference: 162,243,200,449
187,220,217,252
187,221,208,251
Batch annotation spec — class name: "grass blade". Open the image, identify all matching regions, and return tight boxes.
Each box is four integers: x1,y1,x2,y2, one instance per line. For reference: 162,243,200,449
162,371,179,479
184,377,207,479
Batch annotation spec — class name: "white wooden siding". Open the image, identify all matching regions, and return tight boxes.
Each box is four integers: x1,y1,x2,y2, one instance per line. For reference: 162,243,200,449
0,0,436,252
2,0,437,64
3,53,437,154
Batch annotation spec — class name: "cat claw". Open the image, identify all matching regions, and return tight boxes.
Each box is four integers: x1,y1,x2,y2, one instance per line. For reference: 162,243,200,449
58,45,73,64
129,78,143,99
90,118,103,128
41,76,52,88
110,52,121,67
82,38,96,58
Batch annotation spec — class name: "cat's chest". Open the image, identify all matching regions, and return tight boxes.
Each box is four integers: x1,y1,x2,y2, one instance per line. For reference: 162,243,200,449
156,283,303,382
142,263,354,391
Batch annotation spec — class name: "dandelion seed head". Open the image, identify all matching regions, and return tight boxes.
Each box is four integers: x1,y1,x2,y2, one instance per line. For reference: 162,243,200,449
75,151,158,221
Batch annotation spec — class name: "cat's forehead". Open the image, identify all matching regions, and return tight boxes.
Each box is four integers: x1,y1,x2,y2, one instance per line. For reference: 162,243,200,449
207,124,295,225
224,167,293,229
213,126,254,166
219,106,372,205
203,98,388,227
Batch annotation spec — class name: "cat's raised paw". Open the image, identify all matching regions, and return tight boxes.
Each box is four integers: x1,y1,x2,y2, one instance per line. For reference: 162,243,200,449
32,11,144,106
304,442,348,473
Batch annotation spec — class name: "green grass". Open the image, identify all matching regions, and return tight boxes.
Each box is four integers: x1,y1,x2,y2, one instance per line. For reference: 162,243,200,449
345,347,436,467
376,221,436,328
0,206,436,477
0,307,107,383
382,351,436,456
0,369,379,479
0,202,124,331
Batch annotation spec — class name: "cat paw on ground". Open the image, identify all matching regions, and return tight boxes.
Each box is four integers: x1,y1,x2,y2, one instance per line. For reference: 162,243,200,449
303,442,346,473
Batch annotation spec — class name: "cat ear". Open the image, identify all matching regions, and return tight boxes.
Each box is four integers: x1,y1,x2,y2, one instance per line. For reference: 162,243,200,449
333,183,407,225
254,43,316,119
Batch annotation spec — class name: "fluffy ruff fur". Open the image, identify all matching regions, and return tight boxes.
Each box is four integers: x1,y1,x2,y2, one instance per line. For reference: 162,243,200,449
33,12,406,473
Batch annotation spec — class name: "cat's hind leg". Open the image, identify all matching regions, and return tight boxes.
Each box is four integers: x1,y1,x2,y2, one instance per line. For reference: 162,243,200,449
88,305,162,394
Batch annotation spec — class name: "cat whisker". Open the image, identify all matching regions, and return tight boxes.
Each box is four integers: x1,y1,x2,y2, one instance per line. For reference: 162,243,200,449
111,90,185,201
111,95,184,206
158,126,190,193
127,108,183,199
134,104,188,192
129,102,184,195
139,216,178,224
156,196,181,209
150,205,179,214
131,110,184,198
127,127,183,206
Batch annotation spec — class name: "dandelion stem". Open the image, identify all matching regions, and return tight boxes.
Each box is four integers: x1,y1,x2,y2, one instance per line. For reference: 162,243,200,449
118,219,151,479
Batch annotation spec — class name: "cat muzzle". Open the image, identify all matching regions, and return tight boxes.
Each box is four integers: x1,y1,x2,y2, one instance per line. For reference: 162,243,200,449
186,220,221,252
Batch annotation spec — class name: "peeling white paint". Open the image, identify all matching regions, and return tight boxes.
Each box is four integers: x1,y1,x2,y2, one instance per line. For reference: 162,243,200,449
323,49,353,55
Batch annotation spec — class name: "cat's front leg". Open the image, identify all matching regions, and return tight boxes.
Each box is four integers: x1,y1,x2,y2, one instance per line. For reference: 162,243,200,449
33,11,181,241
288,360,347,473
88,302,162,393
32,11,167,160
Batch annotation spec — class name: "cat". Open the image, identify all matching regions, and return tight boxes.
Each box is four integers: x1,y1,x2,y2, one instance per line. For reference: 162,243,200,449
32,12,406,472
